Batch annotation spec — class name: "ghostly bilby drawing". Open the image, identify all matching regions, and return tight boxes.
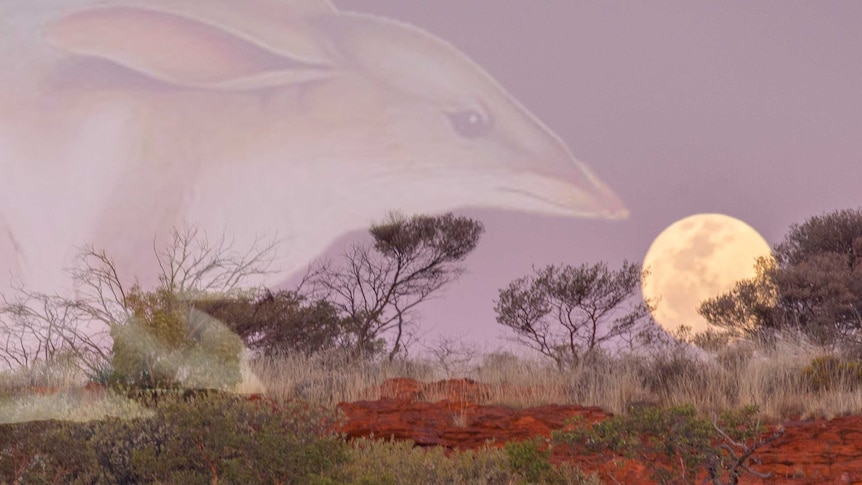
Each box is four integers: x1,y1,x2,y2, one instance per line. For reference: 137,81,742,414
0,0,627,295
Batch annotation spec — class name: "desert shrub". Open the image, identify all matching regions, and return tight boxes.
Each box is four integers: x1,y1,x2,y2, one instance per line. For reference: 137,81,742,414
689,328,735,352
318,437,599,485
638,349,711,399
505,437,599,485
714,405,767,442
714,342,755,374
0,420,99,484
553,404,771,485
82,415,163,483
504,437,601,485
193,289,349,357
109,287,244,391
128,393,348,484
801,355,862,391
1,393,348,484
504,437,553,483
476,350,522,373
321,438,511,484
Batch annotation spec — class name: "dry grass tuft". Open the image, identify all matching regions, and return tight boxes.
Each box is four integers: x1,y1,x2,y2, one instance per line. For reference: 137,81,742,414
6,328,862,422
246,329,862,421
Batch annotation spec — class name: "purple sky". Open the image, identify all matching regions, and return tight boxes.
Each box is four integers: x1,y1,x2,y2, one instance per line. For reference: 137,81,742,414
4,1,861,360
326,1,862,350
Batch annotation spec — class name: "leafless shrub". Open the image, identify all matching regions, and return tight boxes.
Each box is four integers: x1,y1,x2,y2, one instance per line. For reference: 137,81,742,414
0,225,278,381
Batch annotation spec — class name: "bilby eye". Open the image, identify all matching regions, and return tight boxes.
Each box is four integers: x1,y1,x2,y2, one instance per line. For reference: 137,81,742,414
447,109,491,138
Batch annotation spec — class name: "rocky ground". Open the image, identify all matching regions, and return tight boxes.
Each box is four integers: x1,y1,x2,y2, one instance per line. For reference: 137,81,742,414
13,378,862,484
336,378,862,485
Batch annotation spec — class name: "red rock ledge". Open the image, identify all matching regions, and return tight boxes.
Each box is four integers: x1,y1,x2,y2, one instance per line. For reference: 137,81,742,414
336,378,862,485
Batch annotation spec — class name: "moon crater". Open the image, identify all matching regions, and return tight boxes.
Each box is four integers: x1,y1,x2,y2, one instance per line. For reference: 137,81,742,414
642,213,772,335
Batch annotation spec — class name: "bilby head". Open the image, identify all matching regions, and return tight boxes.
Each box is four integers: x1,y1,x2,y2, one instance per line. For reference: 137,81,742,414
34,1,628,283
309,12,628,221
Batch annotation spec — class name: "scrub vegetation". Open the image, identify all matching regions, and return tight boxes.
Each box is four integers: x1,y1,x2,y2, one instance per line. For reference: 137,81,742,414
1,208,861,484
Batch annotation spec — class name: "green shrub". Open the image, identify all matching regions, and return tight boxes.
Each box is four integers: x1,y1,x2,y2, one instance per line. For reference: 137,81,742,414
193,289,349,357
1,393,348,484
801,355,862,391
715,405,766,442
505,437,554,483
323,438,510,484
84,415,162,483
129,394,348,484
320,437,599,485
553,404,769,485
0,420,99,484
504,437,599,485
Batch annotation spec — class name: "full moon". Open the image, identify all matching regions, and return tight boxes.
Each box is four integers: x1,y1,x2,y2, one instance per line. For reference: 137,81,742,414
642,214,772,335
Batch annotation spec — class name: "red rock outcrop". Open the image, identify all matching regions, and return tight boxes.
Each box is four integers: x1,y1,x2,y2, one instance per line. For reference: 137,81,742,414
753,416,862,484
337,378,862,485
337,397,608,449
361,377,492,403
19,378,862,483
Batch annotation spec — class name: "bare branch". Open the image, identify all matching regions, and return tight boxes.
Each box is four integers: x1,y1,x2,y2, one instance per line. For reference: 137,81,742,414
0,225,279,378
494,261,652,367
709,411,785,484
307,213,483,360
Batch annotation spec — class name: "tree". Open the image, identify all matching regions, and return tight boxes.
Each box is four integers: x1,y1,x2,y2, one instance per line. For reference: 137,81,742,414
494,260,654,368
697,256,780,338
699,208,862,347
0,225,277,387
774,208,862,268
193,289,347,357
307,212,484,361
423,333,483,378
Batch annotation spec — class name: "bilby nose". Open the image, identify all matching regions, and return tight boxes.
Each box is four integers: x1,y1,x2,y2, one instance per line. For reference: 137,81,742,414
600,196,629,220
537,144,628,219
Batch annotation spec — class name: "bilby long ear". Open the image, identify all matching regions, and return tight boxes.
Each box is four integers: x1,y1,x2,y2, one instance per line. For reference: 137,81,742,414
43,4,341,90
311,12,488,100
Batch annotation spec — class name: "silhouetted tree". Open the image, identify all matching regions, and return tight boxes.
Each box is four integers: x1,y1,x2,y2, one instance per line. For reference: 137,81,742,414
193,289,347,357
699,208,862,348
307,212,484,361
494,260,654,368
697,256,780,338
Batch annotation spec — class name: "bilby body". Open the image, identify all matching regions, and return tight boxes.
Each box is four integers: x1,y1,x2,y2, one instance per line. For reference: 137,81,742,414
0,0,627,295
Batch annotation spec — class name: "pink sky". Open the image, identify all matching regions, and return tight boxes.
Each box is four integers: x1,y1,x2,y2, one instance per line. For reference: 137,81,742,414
326,1,862,351
3,1,861,359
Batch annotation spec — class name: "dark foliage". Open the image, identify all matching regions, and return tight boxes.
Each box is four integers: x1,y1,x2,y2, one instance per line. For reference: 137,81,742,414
194,289,347,357
0,393,347,484
309,212,484,360
700,208,862,348
553,404,782,485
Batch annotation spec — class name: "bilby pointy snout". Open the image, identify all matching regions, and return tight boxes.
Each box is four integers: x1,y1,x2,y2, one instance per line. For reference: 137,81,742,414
307,9,627,222
503,115,629,220
547,146,629,220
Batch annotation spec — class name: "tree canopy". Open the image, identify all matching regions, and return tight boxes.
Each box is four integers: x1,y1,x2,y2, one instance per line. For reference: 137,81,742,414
192,289,346,358
494,260,654,367
308,212,484,360
699,208,862,348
